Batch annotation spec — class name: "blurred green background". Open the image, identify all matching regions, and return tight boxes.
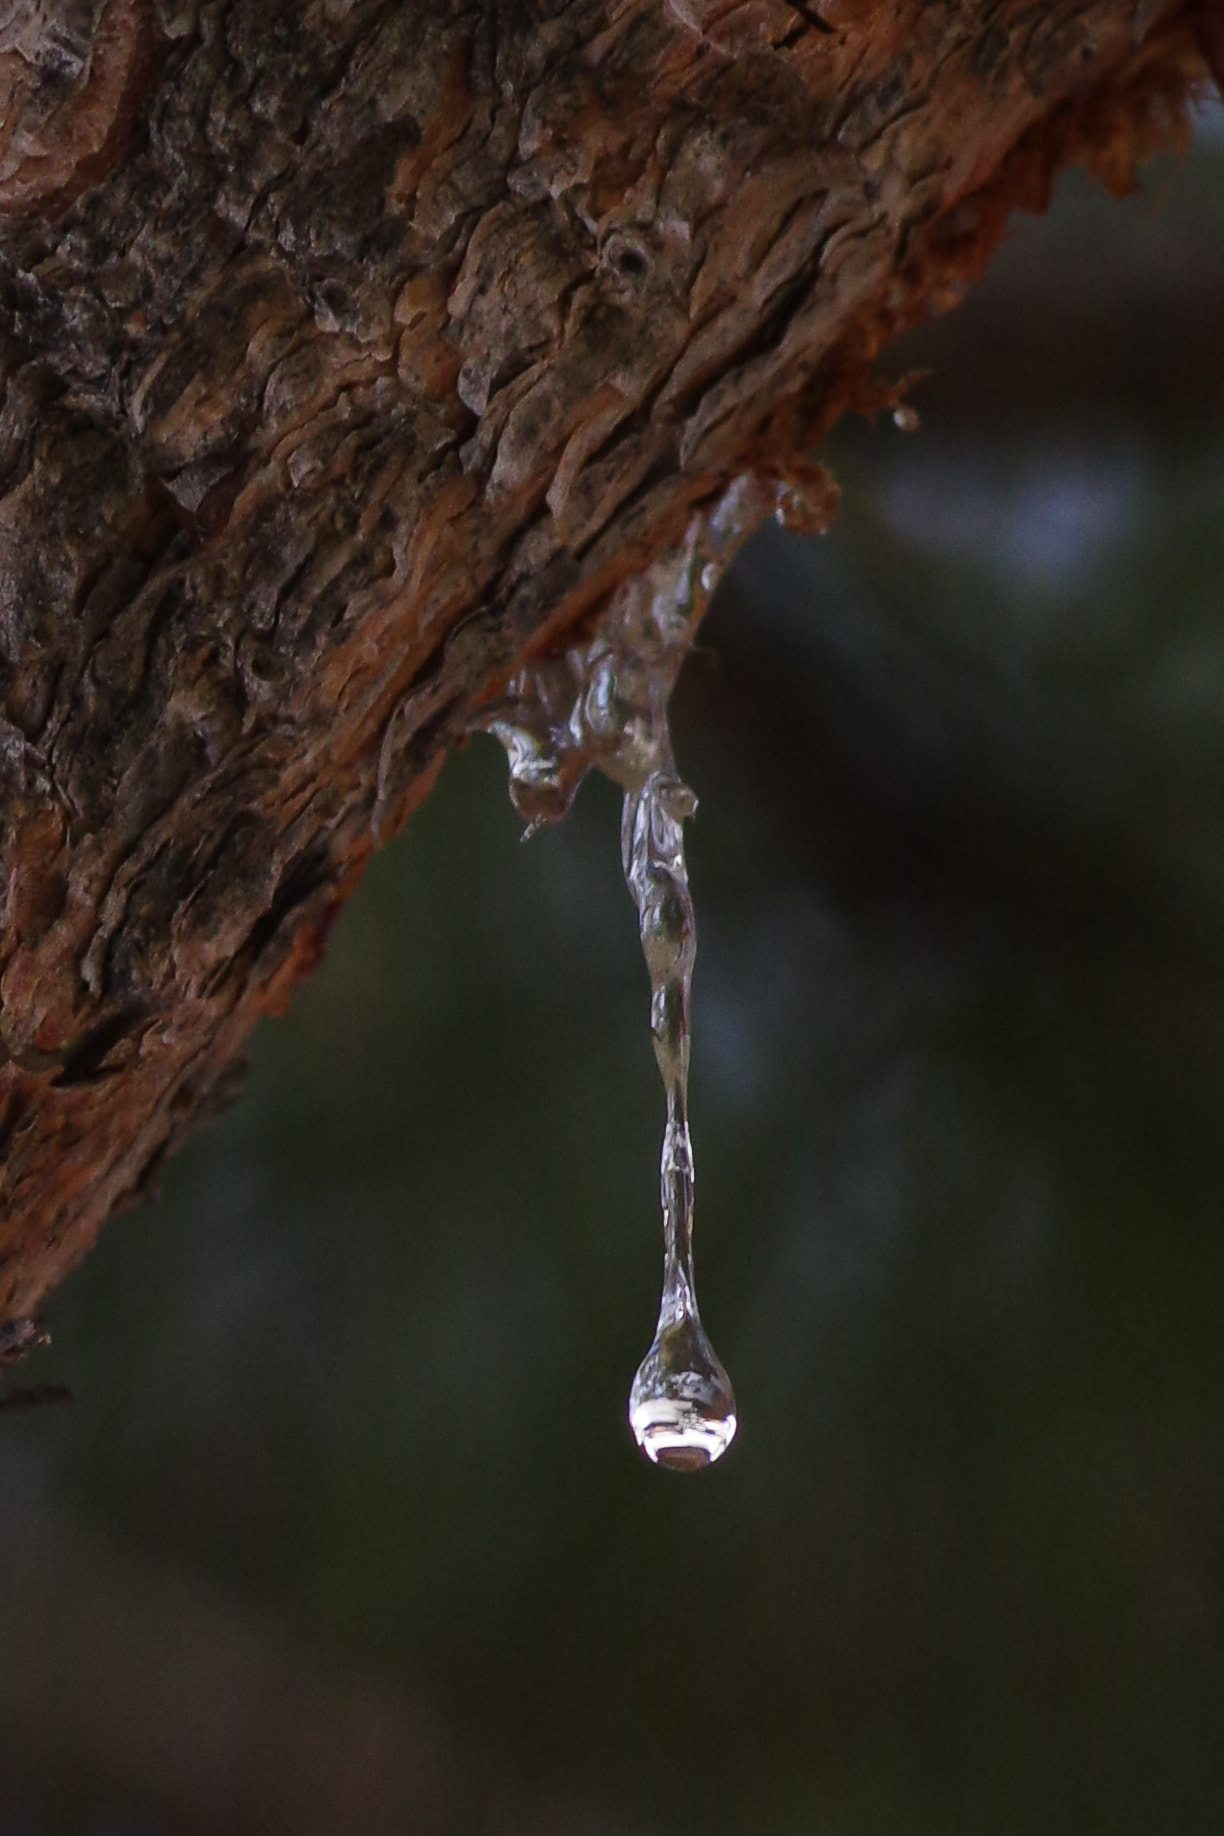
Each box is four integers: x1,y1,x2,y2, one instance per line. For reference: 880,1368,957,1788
3,97,1224,1836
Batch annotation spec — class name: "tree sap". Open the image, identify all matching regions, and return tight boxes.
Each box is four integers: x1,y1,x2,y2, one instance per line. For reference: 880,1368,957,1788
476,468,836,1465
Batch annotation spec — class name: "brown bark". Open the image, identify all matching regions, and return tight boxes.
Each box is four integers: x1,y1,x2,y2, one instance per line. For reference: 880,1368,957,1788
0,0,1211,1329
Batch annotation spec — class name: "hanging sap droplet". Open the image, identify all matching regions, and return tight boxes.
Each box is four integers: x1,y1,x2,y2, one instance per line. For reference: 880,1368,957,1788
475,473,821,1469
630,1308,737,1471
893,402,920,433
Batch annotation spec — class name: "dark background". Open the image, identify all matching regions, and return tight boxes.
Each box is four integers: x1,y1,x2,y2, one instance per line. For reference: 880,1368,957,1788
3,95,1224,1836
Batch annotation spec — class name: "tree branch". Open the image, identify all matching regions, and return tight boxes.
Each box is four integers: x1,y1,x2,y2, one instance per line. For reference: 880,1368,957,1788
0,0,1211,1324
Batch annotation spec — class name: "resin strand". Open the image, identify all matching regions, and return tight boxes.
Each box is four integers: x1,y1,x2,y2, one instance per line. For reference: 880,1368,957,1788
476,472,837,1466
622,756,736,1470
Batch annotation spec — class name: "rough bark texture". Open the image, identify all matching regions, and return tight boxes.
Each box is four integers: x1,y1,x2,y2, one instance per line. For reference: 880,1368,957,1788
0,0,1214,1326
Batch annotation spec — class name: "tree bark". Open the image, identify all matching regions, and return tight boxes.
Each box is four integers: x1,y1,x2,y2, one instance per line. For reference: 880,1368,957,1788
0,0,1212,1327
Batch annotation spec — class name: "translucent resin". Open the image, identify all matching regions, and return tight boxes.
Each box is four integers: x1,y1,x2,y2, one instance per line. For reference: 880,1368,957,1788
476,469,836,1465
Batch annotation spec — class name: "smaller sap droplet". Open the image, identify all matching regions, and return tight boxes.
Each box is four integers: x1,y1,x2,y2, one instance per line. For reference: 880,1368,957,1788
630,1311,737,1471
699,561,718,594
893,403,920,433
773,483,810,530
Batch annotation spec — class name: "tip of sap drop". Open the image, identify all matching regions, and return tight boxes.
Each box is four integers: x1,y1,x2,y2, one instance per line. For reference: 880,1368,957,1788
630,1394,738,1470
892,403,920,433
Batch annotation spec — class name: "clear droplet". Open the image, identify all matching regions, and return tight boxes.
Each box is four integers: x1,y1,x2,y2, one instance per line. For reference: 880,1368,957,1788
893,402,920,433
630,1310,737,1471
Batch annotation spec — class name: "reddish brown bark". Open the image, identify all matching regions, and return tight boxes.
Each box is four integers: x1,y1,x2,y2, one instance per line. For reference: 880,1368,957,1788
0,0,1213,1331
